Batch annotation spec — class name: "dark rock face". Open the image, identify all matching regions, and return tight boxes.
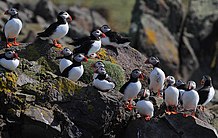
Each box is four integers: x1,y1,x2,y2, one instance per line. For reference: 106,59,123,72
58,86,129,138
125,114,218,138
129,13,179,77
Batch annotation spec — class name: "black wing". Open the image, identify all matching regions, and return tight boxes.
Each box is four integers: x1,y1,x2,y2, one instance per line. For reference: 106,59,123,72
119,81,130,94
70,36,91,46
73,40,95,55
108,31,130,44
37,22,59,37
197,86,210,105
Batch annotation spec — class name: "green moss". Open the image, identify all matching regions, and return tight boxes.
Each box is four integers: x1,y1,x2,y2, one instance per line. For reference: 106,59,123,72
81,59,125,90
0,72,18,92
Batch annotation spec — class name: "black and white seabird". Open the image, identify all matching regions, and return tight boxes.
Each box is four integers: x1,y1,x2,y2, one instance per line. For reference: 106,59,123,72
4,8,22,48
57,47,73,73
164,76,179,115
100,25,130,46
91,61,105,80
72,29,106,58
0,50,19,71
145,56,165,97
92,67,116,91
181,81,199,117
197,75,215,111
60,53,88,81
120,69,144,110
37,11,72,48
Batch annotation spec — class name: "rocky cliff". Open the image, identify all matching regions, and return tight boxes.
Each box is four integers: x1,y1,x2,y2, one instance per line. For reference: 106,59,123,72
0,0,217,138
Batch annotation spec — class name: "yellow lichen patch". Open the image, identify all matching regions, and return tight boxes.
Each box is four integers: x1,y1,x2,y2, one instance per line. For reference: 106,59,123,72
55,77,83,95
97,48,117,63
0,72,18,92
145,28,157,45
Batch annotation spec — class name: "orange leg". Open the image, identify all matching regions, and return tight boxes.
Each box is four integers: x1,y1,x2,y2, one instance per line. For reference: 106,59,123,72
53,40,62,48
183,113,188,118
6,39,12,48
171,106,178,114
165,106,171,115
125,99,134,111
12,38,20,46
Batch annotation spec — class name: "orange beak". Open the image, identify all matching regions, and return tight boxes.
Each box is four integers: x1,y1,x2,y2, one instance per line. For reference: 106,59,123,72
144,59,149,64
67,16,72,22
13,53,18,59
101,33,106,38
83,57,88,62
139,74,144,80
4,10,9,15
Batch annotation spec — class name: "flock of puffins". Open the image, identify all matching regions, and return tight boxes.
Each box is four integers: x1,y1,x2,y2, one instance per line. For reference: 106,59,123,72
0,8,215,121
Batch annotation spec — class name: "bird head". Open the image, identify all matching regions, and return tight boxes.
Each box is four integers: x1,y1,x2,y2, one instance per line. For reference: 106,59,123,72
131,69,144,80
5,50,19,59
100,25,111,33
4,8,18,16
58,11,72,22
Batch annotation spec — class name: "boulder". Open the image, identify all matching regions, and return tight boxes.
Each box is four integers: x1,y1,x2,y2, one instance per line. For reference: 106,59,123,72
0,71,18,92
67,6,108,38
125,113,218,138
34,0,59,22
130,0,183,37
57,86,131,137
130,14,179,77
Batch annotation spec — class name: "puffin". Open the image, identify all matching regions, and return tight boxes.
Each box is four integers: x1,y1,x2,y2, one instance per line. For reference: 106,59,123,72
181,81,199,117
120,69,144,110
91,61,105,80
3,8,22,48
197,75,215,111
37,11,72,48
60,53,88,81
136,96,154,121
92,67,116,91
175,79,188,106
56,47,73,73
0,50,19,71
145,56,165,97
72,29,106,58
100,25,130,46
164,76,179,115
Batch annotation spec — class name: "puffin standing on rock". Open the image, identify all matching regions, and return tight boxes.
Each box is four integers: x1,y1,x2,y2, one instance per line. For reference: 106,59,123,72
197,75,215,111
120,69,144,110
91,61,105,80
72,29,106,58
0,50,19,71
145,56,165,97
4,8,22,48
92,67,116,91
164,76,179,115
37,11,72,48
136,96,154,121
60,53,88,81
181,81,199,117
100,25,130,46
57,47,73,73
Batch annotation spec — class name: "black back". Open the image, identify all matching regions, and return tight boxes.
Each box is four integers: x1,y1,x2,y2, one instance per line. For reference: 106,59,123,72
119,76,138,94
197,79,212,105
73,40,95,56
106,31,130,44
61,58,82,77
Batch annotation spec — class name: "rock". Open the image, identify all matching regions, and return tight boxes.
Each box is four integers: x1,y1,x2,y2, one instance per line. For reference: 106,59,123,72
129,14,179,77
130,0,183,37
58,86,130,137
184,0,218,88
125,113,218,138
0,71,18,92
14,92,35,103
17,73,38,86
67,6,108,38
34,0,58,22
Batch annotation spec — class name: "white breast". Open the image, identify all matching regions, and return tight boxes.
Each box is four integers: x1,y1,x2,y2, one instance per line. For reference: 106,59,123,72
136,100,154,117
59,58,72,73
92,79,115,91
202,87,215,106
50,23,69,40
164,86,179,106
68,65,84,81
87,40,102,56
182,90,199,111
4,18,22,38
123,81,142,101
0,58,19,71
149,67,165,93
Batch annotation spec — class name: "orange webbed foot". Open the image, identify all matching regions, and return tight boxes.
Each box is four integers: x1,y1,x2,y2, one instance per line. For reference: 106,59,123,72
6,43,12,48
145,116,151,121
54,44,62,48
171,111,178,115
12,42,20,46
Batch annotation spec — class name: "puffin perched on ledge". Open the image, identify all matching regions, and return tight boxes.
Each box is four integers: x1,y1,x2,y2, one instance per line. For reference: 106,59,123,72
37,11,72,48
0,50,19,71
4,8,22,48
